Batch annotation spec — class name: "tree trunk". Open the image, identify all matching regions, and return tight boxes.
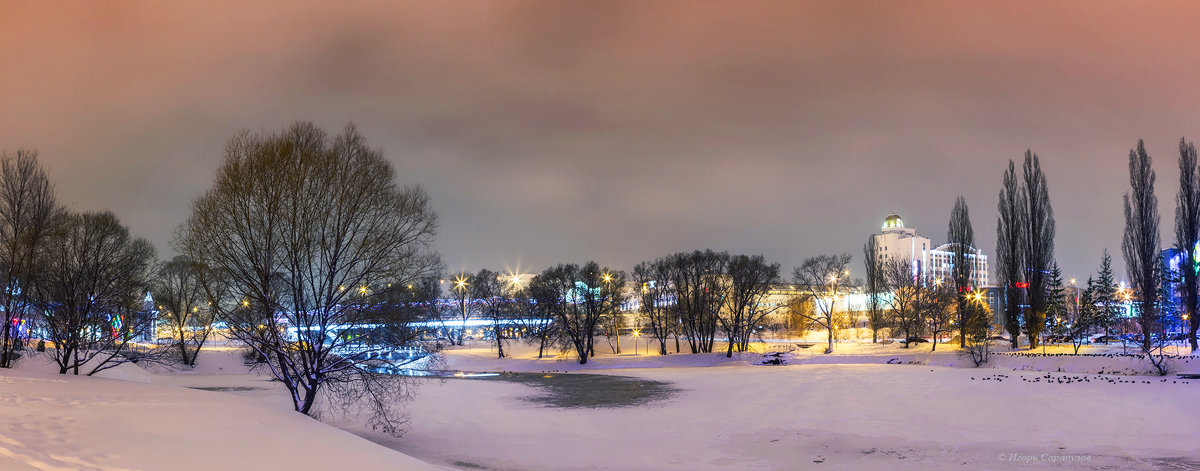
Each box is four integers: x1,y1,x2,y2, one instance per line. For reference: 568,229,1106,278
1190,316,1199,352
958,298,967,348
494,326,504,359
297,384,318,415
0,325,12,369
57,347,71,374
576,340,589,365
179,339,191,367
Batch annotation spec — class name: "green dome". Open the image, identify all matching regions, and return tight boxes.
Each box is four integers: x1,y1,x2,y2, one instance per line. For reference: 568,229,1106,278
883,213,904,229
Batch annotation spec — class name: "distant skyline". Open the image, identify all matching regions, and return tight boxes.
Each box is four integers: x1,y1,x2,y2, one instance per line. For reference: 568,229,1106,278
4,1,1200,280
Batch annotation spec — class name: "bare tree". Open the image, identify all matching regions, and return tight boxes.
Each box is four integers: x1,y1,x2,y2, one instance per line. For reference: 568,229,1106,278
37,211,156,375
863,235,887,343
510,285,557,358
922,278,956,352
793,254,852,354
176,122,439,433
470,269,512,358
0,150,61,368
1175,137,1200,351
1021,150,1056,348
1122,139,1168,375
883,259,925,347
527,262,625,364
947,195,976,347
151,255,216,367
668,250,727,354
632,258,674,355
718,254,781,357
996,159,1025,348
388,270,445,328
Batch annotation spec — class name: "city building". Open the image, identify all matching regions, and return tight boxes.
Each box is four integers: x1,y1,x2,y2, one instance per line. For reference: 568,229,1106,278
871,213,990,289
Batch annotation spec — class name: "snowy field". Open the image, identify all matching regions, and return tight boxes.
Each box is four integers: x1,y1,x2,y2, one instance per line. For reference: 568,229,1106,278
3,339,1199,470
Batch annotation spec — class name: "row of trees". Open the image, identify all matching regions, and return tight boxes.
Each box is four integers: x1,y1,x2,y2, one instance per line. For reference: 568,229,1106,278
422,251,785,363
1119,138,1200,374
0,151,163,376
983,139,1200,375
994,152,1057,349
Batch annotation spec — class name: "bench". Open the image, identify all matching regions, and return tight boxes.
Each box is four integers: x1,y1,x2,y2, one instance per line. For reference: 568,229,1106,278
795,343,816,349
1178,373,1200,379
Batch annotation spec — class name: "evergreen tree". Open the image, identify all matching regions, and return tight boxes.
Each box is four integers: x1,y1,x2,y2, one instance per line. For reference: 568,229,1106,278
1046,263,1067,339
1093,250,1120,341
1070,276,1099,353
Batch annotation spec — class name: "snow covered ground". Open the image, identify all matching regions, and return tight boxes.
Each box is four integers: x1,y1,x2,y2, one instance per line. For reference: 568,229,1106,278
0,352,439,471
3,339,1199,470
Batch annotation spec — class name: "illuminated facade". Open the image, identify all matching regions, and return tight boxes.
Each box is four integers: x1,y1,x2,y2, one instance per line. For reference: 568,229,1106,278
871,213,990,289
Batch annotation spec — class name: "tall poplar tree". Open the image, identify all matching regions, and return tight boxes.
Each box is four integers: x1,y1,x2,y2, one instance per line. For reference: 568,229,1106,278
1174,137,1200,351
1122,139,1165,373
1021,150,1055,348
996,160,1025,348
948,195,975,347
863,235,886,343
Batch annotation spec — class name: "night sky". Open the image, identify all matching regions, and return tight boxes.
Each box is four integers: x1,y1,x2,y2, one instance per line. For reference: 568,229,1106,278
4,1,1200,281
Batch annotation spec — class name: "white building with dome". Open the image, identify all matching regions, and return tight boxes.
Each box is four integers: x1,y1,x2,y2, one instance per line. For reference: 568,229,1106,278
871,214,990,289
